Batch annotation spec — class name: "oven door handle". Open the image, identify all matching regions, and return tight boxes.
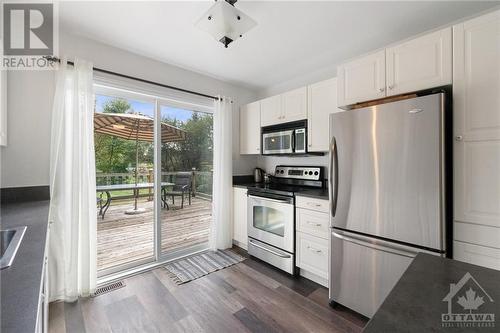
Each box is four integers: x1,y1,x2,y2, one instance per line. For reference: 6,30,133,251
249,240,291,258
248,195,292,204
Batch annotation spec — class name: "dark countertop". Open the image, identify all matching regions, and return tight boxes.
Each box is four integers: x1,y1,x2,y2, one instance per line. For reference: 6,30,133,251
294,188,329,200
233,181,329,200
1,200,50,333
363,253,500,332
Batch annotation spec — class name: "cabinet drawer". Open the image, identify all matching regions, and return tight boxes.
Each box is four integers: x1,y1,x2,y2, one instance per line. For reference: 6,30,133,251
454,221,500,250
296,232,329,279
296,196,329,213
454,241,500,271
297,208,329,239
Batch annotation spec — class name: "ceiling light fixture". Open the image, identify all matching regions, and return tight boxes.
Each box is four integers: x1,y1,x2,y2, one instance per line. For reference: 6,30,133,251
195,0,257,48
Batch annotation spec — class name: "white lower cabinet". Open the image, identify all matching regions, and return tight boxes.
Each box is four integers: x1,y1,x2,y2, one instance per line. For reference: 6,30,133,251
454,241,500,271
297,232,329,281
36,222,51,333
295,196,330,287
233,187,248,249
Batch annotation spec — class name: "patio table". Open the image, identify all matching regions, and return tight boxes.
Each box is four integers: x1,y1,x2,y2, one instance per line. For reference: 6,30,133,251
96,182,174,218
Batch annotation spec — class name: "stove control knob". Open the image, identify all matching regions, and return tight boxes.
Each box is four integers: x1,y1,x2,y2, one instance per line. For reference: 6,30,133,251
309,171,313,175
314,171,319,176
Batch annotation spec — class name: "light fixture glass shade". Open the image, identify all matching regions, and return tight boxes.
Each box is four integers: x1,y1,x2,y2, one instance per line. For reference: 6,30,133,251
195,1,257,47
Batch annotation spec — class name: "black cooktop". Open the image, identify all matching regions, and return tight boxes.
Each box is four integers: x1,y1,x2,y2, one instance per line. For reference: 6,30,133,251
246,182,325,197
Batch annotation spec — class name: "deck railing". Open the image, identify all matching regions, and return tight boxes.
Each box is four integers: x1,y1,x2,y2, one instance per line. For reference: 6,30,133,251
96,171,213,200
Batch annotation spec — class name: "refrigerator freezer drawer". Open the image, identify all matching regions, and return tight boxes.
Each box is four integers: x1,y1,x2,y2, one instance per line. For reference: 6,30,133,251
329,230,420,318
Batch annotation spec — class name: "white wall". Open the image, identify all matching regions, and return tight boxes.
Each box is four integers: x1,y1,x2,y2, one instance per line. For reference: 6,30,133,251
256,64,338,99
1,71,55,188
256,155,329,178
0,32,258,188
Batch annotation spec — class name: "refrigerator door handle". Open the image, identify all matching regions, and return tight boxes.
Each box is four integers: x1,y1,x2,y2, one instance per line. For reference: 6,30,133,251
329,136,338,217
332,231,419,259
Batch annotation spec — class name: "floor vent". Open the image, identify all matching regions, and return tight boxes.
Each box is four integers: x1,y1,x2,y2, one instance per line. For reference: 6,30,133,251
92,281,125,297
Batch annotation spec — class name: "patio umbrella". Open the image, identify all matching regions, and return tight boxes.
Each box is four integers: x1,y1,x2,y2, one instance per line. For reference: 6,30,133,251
94,112,186,214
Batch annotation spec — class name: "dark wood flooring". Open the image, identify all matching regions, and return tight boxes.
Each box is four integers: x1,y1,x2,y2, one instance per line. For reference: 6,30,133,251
49,248,368,333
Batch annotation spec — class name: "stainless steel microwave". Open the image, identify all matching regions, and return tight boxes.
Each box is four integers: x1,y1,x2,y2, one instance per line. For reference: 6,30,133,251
262,121,307,155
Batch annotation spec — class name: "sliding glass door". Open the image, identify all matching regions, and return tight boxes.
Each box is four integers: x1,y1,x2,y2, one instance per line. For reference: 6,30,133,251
158,103,213,259
94,89,157,277
93,83,214,278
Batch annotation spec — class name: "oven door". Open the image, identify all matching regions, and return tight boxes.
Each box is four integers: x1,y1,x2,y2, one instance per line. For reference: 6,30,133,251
262,130,294,155
247,194,294,253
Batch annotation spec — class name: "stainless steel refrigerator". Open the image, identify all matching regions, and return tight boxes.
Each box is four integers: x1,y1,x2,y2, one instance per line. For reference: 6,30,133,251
328,93,449,318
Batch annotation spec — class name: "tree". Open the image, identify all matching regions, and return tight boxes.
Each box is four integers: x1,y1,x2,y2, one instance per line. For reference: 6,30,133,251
161,112,213,172
95,99,139,175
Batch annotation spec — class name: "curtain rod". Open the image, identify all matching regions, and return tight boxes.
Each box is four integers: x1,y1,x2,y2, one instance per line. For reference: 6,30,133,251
44,56,218,101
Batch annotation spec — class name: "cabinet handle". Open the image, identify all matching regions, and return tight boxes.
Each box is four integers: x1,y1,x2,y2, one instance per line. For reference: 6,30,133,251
455,135,463,141
306,221,322,227
388,84,395,90
307,246,322,254
379,87,385,93
256,147,260,151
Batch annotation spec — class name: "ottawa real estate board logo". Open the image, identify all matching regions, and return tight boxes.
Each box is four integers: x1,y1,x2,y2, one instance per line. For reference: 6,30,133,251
1,2,58,70
442,272,495,328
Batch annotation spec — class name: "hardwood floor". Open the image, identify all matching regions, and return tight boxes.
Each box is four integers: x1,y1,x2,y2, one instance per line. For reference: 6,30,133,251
97,197,212,272
50,249,368,333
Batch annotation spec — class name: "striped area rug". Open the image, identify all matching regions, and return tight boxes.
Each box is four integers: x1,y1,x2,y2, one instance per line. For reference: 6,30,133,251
164,249,245,284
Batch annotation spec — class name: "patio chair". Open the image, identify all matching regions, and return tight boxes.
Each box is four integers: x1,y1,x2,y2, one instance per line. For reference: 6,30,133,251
163,172,192,209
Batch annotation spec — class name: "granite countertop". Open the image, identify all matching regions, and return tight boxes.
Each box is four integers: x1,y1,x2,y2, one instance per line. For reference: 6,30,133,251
1,200,50,333
363,253,500,332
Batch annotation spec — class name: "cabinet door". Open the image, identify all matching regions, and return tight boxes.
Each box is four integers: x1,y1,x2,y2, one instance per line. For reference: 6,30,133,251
233,187,248,249
282,86,307,123
260,95,282,127
386,28,452,96
307,78,341,152
453,10,500,229
296,232,329,279
239,101,261,154
337,50,386,107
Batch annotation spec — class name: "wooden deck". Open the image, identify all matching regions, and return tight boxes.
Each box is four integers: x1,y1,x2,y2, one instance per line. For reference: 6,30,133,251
97,196,212,272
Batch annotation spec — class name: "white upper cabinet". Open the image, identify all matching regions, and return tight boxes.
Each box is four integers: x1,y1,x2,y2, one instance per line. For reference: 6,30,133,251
281,86,307,123
337,28,453,107
307,78,340,152
260,94,282,127
337,50,386,107
386,27,452,96
453,10,500,230
239,101,261,155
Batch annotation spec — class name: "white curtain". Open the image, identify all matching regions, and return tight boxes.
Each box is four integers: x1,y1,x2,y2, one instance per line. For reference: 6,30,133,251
210,97,233,250
48,58,97,302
